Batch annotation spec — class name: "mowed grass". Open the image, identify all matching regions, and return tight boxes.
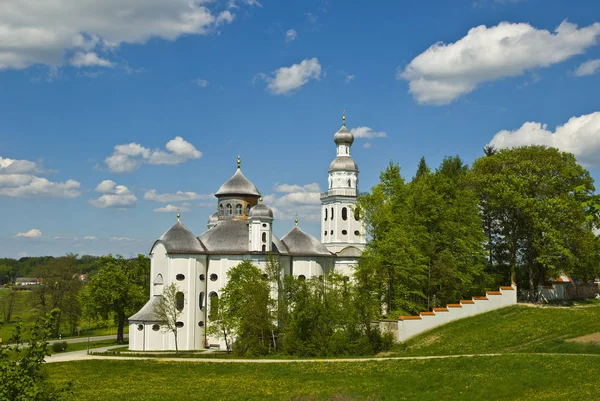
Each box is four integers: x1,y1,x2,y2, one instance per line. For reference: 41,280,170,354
47,354,600,401
393,301,600,357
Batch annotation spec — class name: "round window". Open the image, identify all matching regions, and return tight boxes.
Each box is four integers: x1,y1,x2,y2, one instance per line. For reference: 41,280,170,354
342,230,347,235
176,274,185,281
354,230,360,236
199,274,205,281
152,324,160,332
176,321,184,328
210,274,218,281
330,230,333,235
262,223,267,228
298,274,306,281
198,321,205,327
137,324,144,331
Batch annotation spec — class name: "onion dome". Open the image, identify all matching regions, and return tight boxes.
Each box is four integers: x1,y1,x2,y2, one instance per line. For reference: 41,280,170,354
329,156,358,172
281,221,333,257
333,125,354,145
215,156,261,198
207,212,218,229
151,216,206,254
248,198,273,219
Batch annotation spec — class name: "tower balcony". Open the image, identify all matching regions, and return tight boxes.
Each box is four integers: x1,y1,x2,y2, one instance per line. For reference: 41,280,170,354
320,188,358,199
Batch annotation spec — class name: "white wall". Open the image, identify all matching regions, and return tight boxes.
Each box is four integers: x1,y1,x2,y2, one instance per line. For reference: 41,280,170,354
397,286,517,342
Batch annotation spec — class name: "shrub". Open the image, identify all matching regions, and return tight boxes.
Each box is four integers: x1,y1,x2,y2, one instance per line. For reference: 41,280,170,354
52,341,68,353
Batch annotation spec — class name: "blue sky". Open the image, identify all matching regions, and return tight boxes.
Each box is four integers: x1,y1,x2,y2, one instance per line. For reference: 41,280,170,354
1,0,600,258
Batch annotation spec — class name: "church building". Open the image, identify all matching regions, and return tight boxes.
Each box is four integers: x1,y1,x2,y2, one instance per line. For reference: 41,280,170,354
129,117,366,351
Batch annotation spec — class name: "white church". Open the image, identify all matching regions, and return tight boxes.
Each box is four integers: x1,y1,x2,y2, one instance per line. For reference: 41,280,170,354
129,117,366,351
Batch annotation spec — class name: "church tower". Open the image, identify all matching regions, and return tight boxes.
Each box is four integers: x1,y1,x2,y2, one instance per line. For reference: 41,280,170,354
320,114,366,254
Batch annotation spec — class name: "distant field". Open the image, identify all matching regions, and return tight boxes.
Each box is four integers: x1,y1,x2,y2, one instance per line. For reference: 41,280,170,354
47,355,600,401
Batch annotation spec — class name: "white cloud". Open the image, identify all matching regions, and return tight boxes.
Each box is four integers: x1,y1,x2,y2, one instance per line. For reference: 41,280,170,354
84,236,97,240
260,58,322,95
363,142,372,149
574,59,600,76
153,204,191,213
0,156,81,198
489,111,600,167
69,52,113,68
399,20,600,104
16,229,42,238
263,183,322,222
345,74,355,83
286,29,298,42
144,189,212,202
0,0,256,71
89,179,137,208
351,126,387,139
104,136,202,173
193,79,210,87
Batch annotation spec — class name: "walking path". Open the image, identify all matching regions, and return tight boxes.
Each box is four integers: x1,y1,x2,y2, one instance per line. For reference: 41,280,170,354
45,350,600,364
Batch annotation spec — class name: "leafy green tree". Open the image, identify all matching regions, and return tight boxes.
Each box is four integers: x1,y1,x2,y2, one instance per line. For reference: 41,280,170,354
153,283,183,353
79,255,149,343
0,309,71,400
471,145,596,300
1,288,17,323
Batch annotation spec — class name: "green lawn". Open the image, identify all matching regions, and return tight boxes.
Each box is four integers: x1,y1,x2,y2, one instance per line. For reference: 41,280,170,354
392,301,600,357
46,354,600,401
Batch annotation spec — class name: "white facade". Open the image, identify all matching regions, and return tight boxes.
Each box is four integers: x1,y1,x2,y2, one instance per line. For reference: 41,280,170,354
129,119,366,351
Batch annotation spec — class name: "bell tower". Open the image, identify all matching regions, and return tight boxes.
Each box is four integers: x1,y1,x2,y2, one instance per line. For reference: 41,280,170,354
320,113,366,254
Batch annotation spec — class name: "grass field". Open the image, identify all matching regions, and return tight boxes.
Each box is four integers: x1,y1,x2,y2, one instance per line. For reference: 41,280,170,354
44,301,600,400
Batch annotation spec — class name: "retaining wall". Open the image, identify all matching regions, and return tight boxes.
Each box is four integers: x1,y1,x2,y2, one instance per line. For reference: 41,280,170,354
397,285,517,342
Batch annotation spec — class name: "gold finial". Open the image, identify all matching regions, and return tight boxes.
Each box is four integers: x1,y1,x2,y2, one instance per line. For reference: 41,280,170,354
295,218,298,226
259,197,263,204
237,155,241,169
177,213,180,221
342,109,346,126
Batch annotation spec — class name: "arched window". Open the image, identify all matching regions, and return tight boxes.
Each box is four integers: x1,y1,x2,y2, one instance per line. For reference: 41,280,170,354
262,244,266,252
331,207,334,219
324,208,327,221
246,205,251,215
219,204,224,215
342,207,347,221
348,179,351,188
153,273,164,286
262,232,267,243
236,204,242,215
199,292,205,310
209,292,219,320
298,274,306,281
176,292,184,312
226,203,232,215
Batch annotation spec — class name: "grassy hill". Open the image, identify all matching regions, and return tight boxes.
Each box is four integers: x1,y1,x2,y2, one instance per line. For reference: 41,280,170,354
45,301,600,401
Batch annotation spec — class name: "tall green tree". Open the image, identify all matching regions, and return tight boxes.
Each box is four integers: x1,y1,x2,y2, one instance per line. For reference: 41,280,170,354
471,145,596,300
153,283,183,353
79,255,149,343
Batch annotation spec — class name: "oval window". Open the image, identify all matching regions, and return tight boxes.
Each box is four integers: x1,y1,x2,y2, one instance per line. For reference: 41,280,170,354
198,321,205,327
354,230,360,236
199,274,205,281
176,274,185,281
324,231,327,236
199,292,204,310
262,232,267,243
137,324,144,331
324,208,328,221
176,292,184,311
152,324,160,332
298,275,306,281
342,230,347,235
262,223,267,228
342,207,347,221
176,321,184,328
330,230,333,235
331,207,334,219
210,273,218,281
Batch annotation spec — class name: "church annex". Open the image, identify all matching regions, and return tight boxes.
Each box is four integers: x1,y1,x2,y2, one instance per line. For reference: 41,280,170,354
129,117,366,351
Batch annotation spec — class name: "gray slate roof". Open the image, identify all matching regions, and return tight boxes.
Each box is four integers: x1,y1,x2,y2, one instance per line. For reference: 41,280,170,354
281,226,333,257
152,220,206,254
215,168,261,197
249,203,273,219
329,156,358,172
198,219,288,254
129,295,163,322
334,125,354,145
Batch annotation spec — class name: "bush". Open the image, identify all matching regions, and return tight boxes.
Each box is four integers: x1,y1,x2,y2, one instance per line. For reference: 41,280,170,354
52,341,68,353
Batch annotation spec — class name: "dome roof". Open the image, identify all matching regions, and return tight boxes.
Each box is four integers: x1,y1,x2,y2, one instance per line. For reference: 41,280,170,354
329,156,358,172
207,212,219,228
249,203,273,219
129,296,162,322
215,168,261,198
334,125,354,145
198,220,288,254
152,220,206,254
281,225,333,257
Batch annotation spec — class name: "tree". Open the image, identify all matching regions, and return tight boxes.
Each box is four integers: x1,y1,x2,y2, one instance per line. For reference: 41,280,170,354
1,288,17,323
0,309,71,400
153,283,183,353
471,145,595,300
79,255,149,343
